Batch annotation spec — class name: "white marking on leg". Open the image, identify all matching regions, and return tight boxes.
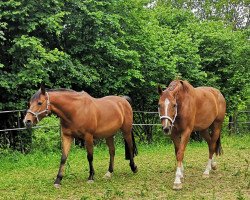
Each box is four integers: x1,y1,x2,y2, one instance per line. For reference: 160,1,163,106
211,157,217,170
103,171,112,179
87,180,94,183
174,167,182,184
203,158,212,176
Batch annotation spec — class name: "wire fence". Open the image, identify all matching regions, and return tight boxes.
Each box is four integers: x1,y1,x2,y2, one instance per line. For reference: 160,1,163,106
0,109,249,152
0,109,249,132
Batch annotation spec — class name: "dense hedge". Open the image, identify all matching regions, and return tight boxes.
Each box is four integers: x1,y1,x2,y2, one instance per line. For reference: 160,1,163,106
0,0,249,150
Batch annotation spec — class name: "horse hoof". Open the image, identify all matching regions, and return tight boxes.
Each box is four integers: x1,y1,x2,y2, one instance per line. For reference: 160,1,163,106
212,162,217,170
133,166,138,173
103,171,112,179
54,184,61,188
87,180,94,184
202,173,210,178
173,183,182,190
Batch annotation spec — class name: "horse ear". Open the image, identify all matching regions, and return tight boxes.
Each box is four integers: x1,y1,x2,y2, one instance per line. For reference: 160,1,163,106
40,82,45,95
158,85,163,95
179,80,188,93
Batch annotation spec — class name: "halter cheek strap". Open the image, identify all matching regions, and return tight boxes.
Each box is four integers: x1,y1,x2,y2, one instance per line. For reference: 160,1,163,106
27,92,51,122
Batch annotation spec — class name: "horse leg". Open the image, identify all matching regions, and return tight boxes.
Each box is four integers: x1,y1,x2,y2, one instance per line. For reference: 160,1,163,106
54,133,73,188
200,129,217,178
173,129,191,190
103,136,115,179
122,130,138,173
85,133,95,183
209,122,222,173
171,128,184,182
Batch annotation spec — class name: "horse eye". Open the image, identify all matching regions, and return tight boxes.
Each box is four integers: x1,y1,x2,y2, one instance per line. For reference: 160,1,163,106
173,104,177,108
38,102,42,106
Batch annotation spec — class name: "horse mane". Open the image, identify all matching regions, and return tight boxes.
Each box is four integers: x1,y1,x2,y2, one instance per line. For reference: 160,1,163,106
30,88,77,101
47,88,76,93
179,80,193,93
167,80,194,95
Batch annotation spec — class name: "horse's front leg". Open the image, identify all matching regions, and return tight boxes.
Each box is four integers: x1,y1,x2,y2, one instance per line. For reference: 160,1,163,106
103,136,115,179
171,129,184,182
54,133,73,188
173,129,191,190
85,133,95,183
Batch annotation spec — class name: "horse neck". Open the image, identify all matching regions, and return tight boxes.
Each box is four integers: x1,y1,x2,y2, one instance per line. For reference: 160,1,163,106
48,91,86,123
175,82,195,106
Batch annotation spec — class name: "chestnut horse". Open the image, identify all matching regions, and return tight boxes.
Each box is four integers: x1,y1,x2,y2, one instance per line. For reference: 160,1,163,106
23,84,138,187
158,80,226,190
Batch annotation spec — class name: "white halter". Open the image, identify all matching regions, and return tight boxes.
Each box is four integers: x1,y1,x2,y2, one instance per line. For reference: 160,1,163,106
159,102,178,128
26,92,51,122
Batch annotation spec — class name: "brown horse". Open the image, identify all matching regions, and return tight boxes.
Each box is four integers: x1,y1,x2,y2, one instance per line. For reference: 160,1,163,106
23,84,138,187
158,80,226,190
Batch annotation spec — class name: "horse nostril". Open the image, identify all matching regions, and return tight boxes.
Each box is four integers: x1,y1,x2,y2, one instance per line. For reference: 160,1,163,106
25,120,32,128
163,127,170,133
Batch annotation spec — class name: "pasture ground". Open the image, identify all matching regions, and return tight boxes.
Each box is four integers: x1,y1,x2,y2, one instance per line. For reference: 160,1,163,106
0,134,249,200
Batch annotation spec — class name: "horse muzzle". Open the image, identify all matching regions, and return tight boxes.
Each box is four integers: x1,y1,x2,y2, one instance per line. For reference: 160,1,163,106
162,126,171,135
24,120,33,129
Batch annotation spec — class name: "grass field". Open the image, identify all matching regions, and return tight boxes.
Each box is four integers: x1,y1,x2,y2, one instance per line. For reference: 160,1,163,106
0,134,249,200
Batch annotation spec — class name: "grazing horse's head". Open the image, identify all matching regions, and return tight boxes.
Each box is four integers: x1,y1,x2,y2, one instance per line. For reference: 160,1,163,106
23,84,51,128
157,81,181,134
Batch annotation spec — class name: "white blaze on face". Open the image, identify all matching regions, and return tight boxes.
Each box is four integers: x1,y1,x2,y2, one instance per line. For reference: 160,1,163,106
163,98,170,128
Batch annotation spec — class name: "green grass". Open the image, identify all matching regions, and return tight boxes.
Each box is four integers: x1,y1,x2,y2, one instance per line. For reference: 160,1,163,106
0,134,250,200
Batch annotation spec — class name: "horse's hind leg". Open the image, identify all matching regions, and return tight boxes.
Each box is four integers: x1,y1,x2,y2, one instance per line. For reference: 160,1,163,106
103,136,115,179
122,126,138,173
201,124,222,178
54,133,73,188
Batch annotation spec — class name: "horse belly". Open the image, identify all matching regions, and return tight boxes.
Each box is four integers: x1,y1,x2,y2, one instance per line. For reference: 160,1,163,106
194,93,218,131
193,115,215,131
94,120,123,138
94,109,124,138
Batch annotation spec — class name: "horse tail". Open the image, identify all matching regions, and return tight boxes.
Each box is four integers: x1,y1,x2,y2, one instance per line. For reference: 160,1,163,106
215,135,223,156
124,131,138,160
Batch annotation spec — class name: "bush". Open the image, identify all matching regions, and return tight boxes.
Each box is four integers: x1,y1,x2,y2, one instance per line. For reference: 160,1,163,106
32,115,61,152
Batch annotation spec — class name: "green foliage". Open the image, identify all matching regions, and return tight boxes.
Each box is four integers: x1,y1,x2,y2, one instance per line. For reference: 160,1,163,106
32,115,61,152
0,0,249,149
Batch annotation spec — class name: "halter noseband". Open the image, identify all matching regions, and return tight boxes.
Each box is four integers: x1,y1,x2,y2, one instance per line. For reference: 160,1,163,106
27,92,51,122
159,103,178,128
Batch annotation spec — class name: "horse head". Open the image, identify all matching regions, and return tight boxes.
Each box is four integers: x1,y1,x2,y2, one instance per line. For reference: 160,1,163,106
157,80,183,134
23,83,51,128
